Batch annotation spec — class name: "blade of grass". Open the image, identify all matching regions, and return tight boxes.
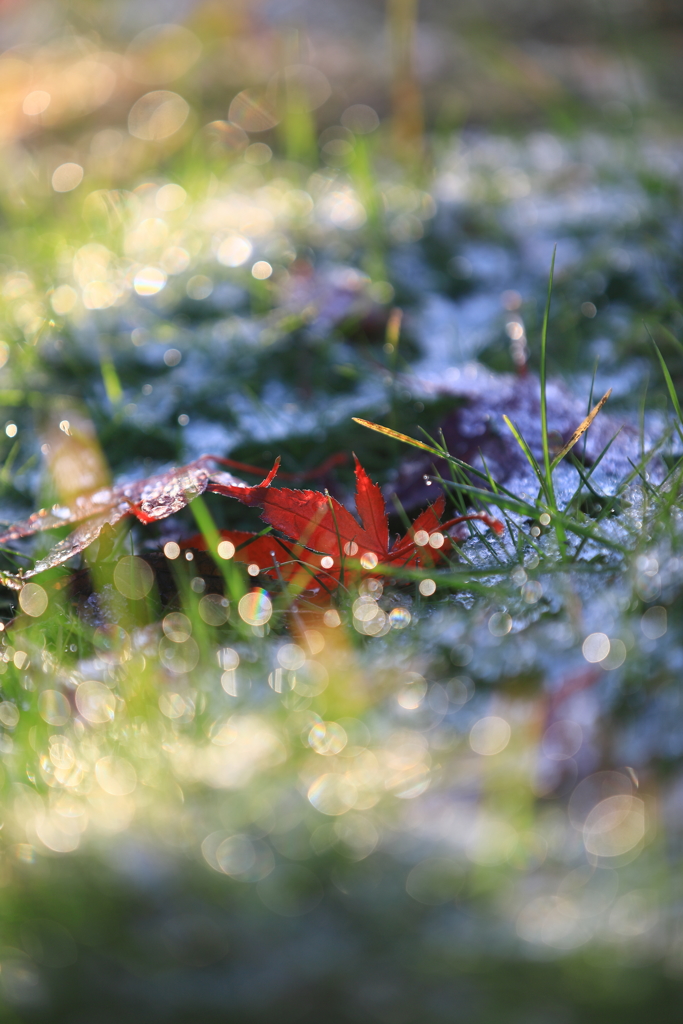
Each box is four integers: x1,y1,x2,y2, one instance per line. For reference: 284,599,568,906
478,450,499,496
655,322,683,355
100,353,123,407
386,307,403,435
540,246,557,498
431,464,505,564
538,246,568,556
572,439,666,558
352,417,442,456
437,479,540,519
568,454,607,504
390,492,415,536
439,476,627,553
354,415,529,508
0,441,20,487
583,358,599,463
189,494,245,604
550,389,612,470
627,457,659,498
648,325,682,422
639,372,649,459
502,415,548,498
576,428,622,488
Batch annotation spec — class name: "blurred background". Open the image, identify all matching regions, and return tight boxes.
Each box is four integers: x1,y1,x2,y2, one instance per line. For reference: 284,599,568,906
0,1,683,1022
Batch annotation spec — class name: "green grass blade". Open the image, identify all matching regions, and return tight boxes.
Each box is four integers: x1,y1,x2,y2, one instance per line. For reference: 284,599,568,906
581,357,599,465
540,245,557,506
502,415,548,497
438,476,627,553
655,322,683,355
648,326,683,422
189,494,245,604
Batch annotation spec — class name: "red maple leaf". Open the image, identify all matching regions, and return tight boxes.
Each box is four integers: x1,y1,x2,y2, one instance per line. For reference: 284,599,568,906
195,455,504,593
0,452,345,586
0,449,501,595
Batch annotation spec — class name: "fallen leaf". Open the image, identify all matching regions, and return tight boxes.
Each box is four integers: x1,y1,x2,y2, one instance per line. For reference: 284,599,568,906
206,454,503,593
0,455,250,580
0,449,502,593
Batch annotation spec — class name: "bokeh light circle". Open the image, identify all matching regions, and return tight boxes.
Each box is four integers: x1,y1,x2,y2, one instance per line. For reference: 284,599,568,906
251,261,272,280
582,632,610,663
469,716,511,756
52,163,84,193
134,266,167,296
217,540,236,559
238,589,272,626
217,235,252,268
583,796,646,858
341,103,380,134
75,681,116,724
128,90,190,141
159,636,200,674
308,721,348,755
96,755,137,796
389,607,411,629
198,594,229,626
162,612,192,642
38,690,70,726
308,773,357,815
228,89,280,132
113,556,155,599
156,183,186,211
19,582,48,617
277,644,305,671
